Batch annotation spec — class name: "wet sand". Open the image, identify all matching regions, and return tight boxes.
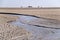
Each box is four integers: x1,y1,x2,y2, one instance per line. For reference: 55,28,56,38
10,15,60,40
0,14,60,40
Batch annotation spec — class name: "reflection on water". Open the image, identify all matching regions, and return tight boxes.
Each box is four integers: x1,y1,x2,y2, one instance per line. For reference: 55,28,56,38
10,15,60,40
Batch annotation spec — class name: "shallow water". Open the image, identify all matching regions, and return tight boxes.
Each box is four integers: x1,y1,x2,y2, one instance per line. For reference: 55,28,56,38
10,15,60,40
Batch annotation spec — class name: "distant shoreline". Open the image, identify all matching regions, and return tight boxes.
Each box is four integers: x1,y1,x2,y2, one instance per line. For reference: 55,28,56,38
0,7,60,9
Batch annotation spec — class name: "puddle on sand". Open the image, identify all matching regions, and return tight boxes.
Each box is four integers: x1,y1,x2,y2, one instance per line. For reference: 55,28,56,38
10,15,60,40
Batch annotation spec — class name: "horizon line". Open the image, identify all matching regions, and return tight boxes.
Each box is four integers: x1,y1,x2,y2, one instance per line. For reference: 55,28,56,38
0,7,60,9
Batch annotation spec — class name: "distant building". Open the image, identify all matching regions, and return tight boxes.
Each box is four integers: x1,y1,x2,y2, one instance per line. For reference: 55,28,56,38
28,6,32,8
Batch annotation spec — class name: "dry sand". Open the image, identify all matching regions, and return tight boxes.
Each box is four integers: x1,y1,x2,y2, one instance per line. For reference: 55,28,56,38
0,14,19,24
0,8,60,21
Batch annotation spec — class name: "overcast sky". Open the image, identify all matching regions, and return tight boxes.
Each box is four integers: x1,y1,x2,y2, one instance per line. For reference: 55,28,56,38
0,0,60,7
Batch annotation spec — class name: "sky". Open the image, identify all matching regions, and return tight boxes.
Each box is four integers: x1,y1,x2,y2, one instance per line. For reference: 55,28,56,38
0,0,60,7
20,0,60,7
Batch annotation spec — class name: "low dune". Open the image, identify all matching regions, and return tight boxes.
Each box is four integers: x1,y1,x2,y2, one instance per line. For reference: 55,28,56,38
0,8,60,21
